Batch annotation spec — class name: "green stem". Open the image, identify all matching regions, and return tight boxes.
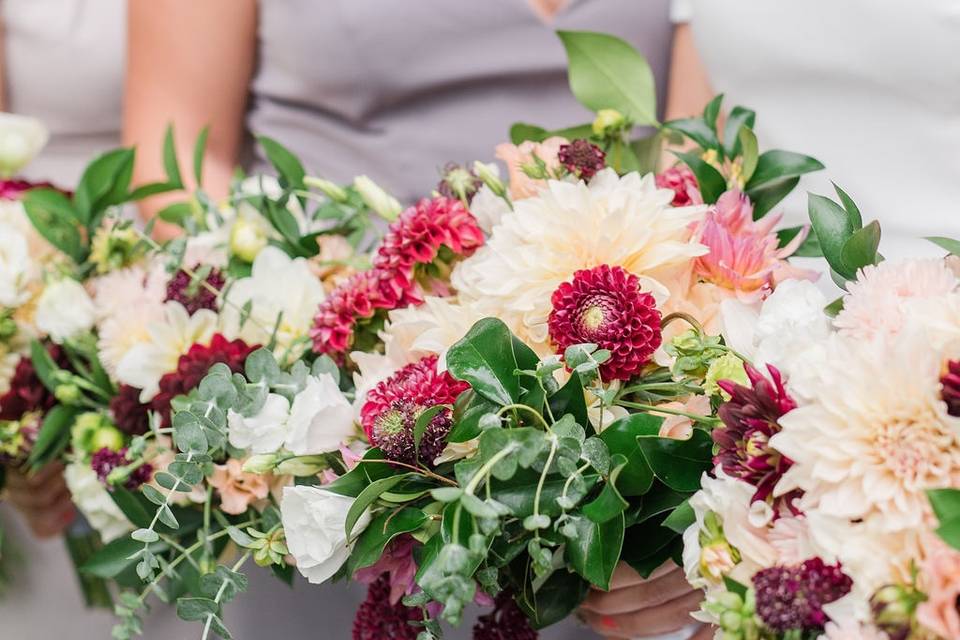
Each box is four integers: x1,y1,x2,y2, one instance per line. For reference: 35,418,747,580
532,436,558,522
616,400,721,425
495,404,550,431
464,444,519,495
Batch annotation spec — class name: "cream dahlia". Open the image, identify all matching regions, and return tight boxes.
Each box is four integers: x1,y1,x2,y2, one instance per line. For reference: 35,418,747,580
452,169,707,354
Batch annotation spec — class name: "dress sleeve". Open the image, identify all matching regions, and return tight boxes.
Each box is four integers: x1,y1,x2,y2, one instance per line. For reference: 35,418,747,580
670,0,692,23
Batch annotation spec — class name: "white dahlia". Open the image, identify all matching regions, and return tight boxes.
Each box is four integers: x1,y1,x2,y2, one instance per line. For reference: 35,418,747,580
772,332,960,532
451,169,707,353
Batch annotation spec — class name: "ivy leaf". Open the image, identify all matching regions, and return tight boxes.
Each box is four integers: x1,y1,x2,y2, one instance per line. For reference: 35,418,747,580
597,413,661,496
446,318,522,406
563,512,625,590
635,430,713,492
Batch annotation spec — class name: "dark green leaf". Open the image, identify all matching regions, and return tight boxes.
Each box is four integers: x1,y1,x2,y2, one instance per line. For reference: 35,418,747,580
345,473,415,539
927,236,960,256
449,390,499,443
635,430,713,492
747,176,799,219
515,568,590,630
162,125,183,189
833,183,863,228
745,150,824,191
663,118,720,153
27,405,79,469
597,413,661,496
508,122,595,145
661,499,695,533
258,136,306,191
702,94,723,132
82,537,160,579
325,448,397,498
194,126,210,187
349,508,428,573
808,193,858,280
564,513,625,590
582,456,628,523
22,189,84,261
840,220,881,273
672,151,726,204
446,318,522,406
548,372,589,430
722,105,756,158
110,488,153,529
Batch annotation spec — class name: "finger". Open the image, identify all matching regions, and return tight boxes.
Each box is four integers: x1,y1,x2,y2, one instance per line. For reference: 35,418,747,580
26,503,76,539
582,568,695,615
8,481,71,511
604,561,682,590
580,590,704,638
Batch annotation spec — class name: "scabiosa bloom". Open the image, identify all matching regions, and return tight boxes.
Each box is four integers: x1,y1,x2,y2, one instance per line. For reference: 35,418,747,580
752,558,853,633
352,573,423,640
437,163,483,203
558,139,606,180
150,334,257,426
655,164,702,206
548,264,662,381
109,384,151,436
0,344,65,420
473,592,538,640
360,355,468,465
90,447,153,491
164,264,225,315
942,359,960,417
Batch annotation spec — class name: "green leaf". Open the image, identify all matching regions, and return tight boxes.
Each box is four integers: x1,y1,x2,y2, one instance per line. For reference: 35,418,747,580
344,474,414,539
598,413,661,496
156,202,193,227
176,596,219,621
22,188,84,262
777,225,823,258
446,318,522,406
325,448,397,498
557,30,658,126
724,576,749,598
673,151,726,204
635,430,713,492
927,236,960,256
808,193,858,280
663,118,720,153
833,183,863,228
582,456,629,523
721,105,756,158
127,181,180,202
548,372,589,430
564,512,625,590
82,537,157,578
162,125,184,189
508,122,594,145
747,176,800,219
702,94,723,132
74,148,136,221
449,390,499,443
199,565,248,603
111,488,154,529
490,469,598,518
840,220,881,274
661,499,695,533
737,127,759,183
258,136,306,191
629,131,666,175
27,405,79,469
928,488,960,552
414,405,447,460
349,508,429,572
514,568,590,630
193,126,210,187
745,150,824,191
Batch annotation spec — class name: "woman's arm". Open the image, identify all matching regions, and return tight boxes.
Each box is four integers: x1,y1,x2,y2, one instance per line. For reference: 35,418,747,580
664,24,714,122
124,0,257,237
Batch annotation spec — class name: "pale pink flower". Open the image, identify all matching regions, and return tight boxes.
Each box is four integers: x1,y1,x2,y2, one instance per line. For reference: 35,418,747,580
821,619,887,640
694,191,817,302
834,258,958,341
209,458,271,515
916,534,960,639
494,136,567,200
657,395,711,440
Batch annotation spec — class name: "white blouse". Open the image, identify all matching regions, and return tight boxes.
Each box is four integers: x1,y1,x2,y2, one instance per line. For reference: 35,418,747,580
673,0,960,260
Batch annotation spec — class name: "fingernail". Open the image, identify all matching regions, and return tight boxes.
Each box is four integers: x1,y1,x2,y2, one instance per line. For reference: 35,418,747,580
600,615,618,630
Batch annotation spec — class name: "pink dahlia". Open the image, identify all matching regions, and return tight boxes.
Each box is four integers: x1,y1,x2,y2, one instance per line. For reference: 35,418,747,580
655,165,702,206
753,558,853,634
360,355,468,465
694,190,815,302
164,265,225,315
558,139,606,180
150,334,257,426
91,447,153,491
548,264,662,382
715,363,800,516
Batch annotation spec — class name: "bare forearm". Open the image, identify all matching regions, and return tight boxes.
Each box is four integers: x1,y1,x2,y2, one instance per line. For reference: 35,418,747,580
665,24,714,122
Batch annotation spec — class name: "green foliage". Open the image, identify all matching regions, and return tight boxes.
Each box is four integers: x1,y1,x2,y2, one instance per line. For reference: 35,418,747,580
808,185,882,283
928,488,960,551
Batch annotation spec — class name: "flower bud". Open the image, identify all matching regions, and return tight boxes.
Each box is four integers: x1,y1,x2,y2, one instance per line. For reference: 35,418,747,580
354,175,402,221
275,455,328,477
472,161,507,198
870,583,922,640
0,314,17,340
54,383,82,405
0,114,48,177
91,424,125,452
591,109,626,137
242,454,279,474
230,217,269,263
89,225,142,274
705,352,748,399
304,175,348,203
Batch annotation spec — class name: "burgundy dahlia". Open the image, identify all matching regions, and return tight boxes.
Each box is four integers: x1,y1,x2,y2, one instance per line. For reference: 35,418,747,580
110,384,151,436
941,359,960,417
150,334,257,426
352,573,423,640
91,447,153,491
360,355,468,465
0,344,66,421
557,139,606,180
655,165,702,206
164,265,225,315
752,558,853,633
715,364,800,515
548,264,662,382
473,592,537,640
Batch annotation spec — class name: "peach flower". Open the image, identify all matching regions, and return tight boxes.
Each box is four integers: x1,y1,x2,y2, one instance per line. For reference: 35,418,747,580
210,458,271,515
494,136,567,200
916,535,960,639
656,395,711,440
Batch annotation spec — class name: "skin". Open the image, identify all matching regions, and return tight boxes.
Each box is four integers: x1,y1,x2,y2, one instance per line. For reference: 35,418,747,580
124,0,257,240
5,462,76,538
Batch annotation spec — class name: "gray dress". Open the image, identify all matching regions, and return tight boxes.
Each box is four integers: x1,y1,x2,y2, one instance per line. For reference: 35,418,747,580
237,2,673,639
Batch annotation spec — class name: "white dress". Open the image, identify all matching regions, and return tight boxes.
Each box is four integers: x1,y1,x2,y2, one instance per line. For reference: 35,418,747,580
673,0,960,261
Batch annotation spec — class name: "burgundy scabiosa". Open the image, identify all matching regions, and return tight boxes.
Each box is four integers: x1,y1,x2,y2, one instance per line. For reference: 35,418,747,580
109,384,151,436
0,344,65,420
557,139,606,180
437,163,483,203
0,179,55,200
352,573,423,640
715,363,800,516
164,265,225,315
360,355,468,465
655,165,702,206
150,334,257,426
941,359,960,417
548,264,662,382
473,592,538,640
91,447,153,490
752,558,853,633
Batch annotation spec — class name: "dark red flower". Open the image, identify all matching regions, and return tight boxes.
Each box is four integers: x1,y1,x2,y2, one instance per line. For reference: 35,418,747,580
164,265,225,315
150,334,257,426
0,344,66,421
360,355,468,465
90,447,153,491
110,384,151,436
941,359,960,417
352,573,423,640
548,264,662,382
655,165,703,206
753,558,852,633
0,179,56,200
558,139,606,180
473,592,538,640
715,364,800,516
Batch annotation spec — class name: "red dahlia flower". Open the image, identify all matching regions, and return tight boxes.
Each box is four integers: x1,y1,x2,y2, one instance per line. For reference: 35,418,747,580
752,558,852,633
150,334,257,426
0,344,66,421
715,364,800,516
360,355,468,465
548,264,662,382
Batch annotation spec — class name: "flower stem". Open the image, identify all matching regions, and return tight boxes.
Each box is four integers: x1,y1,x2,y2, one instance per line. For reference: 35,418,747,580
617,400,721,425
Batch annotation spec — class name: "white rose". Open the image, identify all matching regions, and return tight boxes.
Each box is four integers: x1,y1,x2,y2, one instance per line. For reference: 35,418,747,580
285,374,355,455
0,222,32,307
227,393,291,454
0,113,48,176
280,485,370,584
35,278,96,343
64,461,132,543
